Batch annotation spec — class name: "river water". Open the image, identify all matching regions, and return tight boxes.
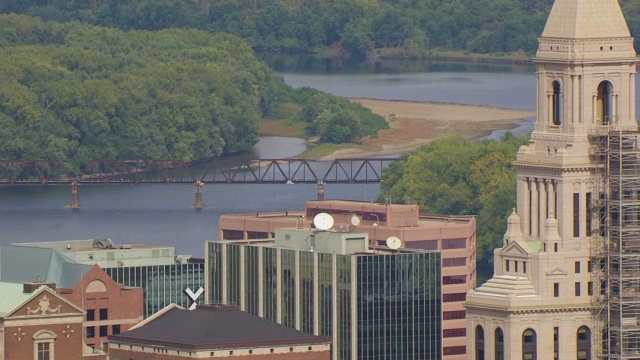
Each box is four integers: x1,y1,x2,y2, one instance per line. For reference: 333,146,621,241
0,61,550,257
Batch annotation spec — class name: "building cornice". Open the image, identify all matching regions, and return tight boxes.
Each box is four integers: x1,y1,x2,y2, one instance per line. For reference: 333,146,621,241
465,303,593,315
539,37,634,44
512,163,594,172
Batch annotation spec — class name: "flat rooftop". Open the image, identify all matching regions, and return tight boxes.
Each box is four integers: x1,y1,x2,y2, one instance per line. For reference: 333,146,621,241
212,234,437,256
223,199,474,227
13,239,173,253
221,211,474,227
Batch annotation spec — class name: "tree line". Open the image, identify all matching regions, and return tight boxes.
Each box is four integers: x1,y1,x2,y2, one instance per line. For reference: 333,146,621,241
0,14,386,172
379,133,529,267
5,1,640,57
0,0,547,57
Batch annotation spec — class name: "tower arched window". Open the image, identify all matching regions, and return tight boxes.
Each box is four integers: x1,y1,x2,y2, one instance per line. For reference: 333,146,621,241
523,328,537,360
552,81,562,125
495,327,504,360
597,81,614,125
476,325,485,360
577,326,591,360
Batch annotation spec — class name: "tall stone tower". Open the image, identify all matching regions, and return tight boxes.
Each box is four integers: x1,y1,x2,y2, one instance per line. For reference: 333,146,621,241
464,0,638,359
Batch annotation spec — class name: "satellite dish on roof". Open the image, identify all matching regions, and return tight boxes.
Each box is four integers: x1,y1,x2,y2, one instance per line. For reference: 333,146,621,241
386,236,401,250
350,215,361,227
313,213,334,231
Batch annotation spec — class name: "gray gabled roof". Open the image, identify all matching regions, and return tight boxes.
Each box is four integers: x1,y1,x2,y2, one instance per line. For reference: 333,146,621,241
110,306,331,350
0,245,92,289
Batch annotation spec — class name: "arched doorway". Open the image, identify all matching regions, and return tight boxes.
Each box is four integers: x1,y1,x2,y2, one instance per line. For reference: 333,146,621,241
552,80,562,125
476,325,485,360
597,81,614,125
523,328,537,360
495,327,504,360
577,326,591,360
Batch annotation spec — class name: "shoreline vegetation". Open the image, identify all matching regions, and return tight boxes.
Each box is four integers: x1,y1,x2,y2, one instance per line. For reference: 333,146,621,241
260,98,535,160
341,48,534,66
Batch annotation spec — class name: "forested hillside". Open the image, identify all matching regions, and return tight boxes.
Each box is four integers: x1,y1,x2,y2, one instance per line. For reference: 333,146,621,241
0,14,386,170
4,0,640,57
379,133,529,266
0,14,276,168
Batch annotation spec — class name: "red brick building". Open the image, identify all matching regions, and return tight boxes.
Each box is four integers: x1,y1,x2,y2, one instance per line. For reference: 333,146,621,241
0,245,144,357
58,265,144,352
0,282,103,360
109,305,331,360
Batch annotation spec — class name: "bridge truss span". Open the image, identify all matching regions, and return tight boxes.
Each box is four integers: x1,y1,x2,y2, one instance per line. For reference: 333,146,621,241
0,158,396,185
200,158,395,184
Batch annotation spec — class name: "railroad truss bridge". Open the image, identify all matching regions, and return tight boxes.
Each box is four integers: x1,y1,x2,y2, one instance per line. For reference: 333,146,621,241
0,158,395,209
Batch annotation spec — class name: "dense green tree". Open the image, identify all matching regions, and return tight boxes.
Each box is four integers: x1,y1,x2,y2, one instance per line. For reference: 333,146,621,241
379,133,529,267
0,17,249,164
0,14,387,171
289,89,387,143
0,0,565,56
12,0,640,57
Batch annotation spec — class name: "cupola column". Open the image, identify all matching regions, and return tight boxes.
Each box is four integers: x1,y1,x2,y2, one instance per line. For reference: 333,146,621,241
531,179,539,238
547,180,555,219
539,179,547,237
520,177,531,237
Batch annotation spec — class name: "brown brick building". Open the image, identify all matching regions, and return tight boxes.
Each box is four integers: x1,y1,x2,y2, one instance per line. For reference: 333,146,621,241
219,200,476,359
59,265,144,352
109,305,331,360
0,282,103,360
0,245,144,357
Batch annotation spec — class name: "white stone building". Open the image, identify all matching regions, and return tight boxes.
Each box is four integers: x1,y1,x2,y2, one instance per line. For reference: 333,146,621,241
464,0,639,359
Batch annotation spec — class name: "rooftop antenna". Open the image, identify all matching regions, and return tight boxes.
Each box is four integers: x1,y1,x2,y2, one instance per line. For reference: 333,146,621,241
386,236,401,250
350,215,361,231
313,213,334,231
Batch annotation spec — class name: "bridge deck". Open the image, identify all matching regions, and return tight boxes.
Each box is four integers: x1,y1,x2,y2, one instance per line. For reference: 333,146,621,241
0,158,396,185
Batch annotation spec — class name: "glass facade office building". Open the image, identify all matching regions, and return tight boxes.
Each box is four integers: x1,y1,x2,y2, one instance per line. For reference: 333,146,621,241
106,262,205,318
207,229,442,360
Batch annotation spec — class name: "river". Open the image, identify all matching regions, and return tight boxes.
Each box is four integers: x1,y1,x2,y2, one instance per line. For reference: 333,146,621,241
0,61,549,257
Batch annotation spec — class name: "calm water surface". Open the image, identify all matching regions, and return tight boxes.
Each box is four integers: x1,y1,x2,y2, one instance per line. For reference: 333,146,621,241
282,71,536,110
0,136,379,256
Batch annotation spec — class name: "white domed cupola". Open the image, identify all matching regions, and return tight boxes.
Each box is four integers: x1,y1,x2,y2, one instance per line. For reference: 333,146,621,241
503,208,524,246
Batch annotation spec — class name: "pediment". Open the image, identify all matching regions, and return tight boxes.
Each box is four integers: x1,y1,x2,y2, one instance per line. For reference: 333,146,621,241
6,287,83,319
500,241,531,257
546,266,568,276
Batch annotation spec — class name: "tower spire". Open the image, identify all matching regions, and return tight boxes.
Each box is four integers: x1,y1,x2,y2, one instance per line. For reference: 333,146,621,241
542,0,631,39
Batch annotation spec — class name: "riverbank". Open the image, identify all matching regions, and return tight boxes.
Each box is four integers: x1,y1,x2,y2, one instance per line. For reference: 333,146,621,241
313,98,534,160
372,48,533,65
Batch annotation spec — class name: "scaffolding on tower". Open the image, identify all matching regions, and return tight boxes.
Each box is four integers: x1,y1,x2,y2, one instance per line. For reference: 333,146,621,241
590,127,609,359
602,130,640,359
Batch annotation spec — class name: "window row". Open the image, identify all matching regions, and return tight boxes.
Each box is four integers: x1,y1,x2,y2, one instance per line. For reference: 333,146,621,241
443,257,466,267
505,260,527,274
552,281,593,297
86,324,121,339
86,308,108,321
549,80,614,127
475,325,591,360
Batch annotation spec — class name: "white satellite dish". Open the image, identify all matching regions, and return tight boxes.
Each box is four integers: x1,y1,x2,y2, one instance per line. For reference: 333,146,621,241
386,236,402,250
313,213,334,231
350,215,361,227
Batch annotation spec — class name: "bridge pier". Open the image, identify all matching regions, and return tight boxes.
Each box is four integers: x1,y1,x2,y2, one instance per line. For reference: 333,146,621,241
193,181,205,210
317,180,325,201
69,181,80,210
